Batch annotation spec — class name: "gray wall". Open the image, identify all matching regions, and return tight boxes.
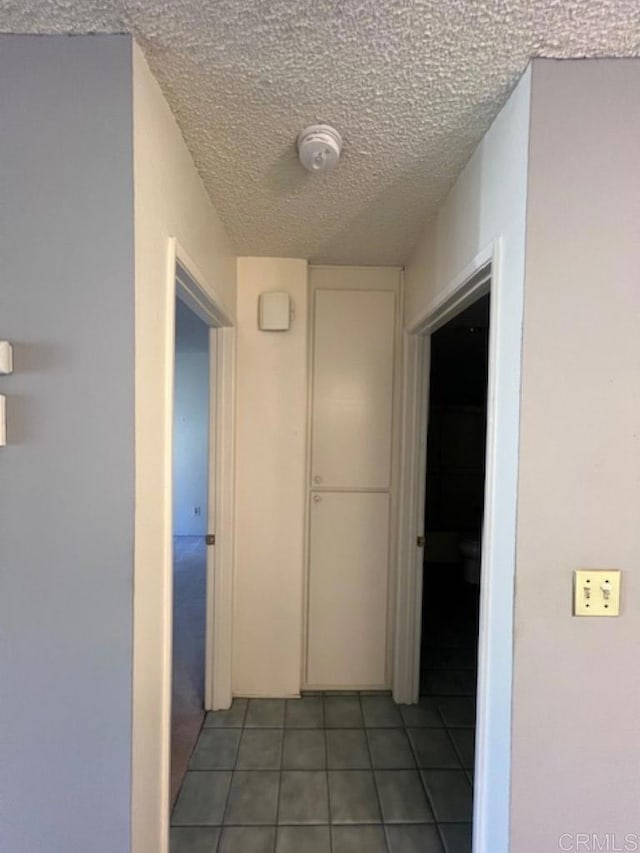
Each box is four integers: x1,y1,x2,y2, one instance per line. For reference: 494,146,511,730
0,36,134,852
511,59,640,851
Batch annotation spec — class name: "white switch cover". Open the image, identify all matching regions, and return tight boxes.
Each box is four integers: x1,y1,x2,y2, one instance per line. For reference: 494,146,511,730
574,569,621,616
0,395,5,446
0,341,13,374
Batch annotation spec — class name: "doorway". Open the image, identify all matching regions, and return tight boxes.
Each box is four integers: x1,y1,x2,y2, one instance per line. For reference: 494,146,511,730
418,294,490,849
420,294,489,693
170,297,212,803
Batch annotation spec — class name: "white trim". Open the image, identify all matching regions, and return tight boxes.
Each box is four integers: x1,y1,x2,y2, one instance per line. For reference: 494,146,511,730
210,325,235,710
395,237,520,853
393,253,492,703
204,327,218,710
175,247,234,328
153,238,235,847
157,238,178,853
407,243,494,335
392,331,429,703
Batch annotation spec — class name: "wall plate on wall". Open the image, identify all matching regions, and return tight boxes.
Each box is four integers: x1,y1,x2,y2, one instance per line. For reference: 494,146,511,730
0,341,13,374
259,291,290,331
574,569,621,616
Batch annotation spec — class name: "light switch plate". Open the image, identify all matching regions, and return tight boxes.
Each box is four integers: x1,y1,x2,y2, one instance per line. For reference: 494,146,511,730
0,341,13,374
0,394,5,446
574,569,621,616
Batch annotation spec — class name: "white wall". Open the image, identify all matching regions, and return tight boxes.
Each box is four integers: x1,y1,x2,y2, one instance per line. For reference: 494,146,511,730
510,59,640,852
233,258,308,696
404,68,532,852
0,35,134,853
173,300,210,536
132,43,237,853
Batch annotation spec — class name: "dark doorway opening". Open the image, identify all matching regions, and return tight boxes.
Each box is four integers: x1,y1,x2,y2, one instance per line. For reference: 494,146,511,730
419,292,490,837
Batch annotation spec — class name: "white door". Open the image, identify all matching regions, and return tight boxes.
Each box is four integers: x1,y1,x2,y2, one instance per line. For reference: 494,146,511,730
306,283,397,689
307,491,390,686
311,290,395,489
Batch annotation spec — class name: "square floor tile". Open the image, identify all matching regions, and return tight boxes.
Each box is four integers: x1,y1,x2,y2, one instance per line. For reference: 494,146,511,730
278,770,329,824
328,770,381,824
385,824,444,853
172,771,231,826
326,729,370,769
332,825,387,853
440,822,472,853
435,698,475,728
324,695,363,728
276,826,331,853
408,729,460,769
218,826,276,853
286,697,324,728
170,826,221,853
367,729,415,769
190,728,241,770
282,730,326,770
420,770,473,822
375,770,433,823
400,698,443,728
245,699,285,728
236,729,283,770
449,729,475,769
224,771,280,825
204,699,247,728
361,695,403,727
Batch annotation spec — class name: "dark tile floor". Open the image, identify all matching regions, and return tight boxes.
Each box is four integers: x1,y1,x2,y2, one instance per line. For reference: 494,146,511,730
171,691,475,853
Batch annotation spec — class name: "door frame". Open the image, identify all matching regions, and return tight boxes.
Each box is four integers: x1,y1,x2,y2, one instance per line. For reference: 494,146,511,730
172,241,235,713
394,238,523,853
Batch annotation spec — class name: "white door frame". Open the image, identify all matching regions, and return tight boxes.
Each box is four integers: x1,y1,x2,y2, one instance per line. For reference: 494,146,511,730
170,239,235,714
394,238,522,853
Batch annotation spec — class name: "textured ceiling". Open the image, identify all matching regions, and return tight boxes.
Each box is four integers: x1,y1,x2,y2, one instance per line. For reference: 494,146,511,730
2,2,640,264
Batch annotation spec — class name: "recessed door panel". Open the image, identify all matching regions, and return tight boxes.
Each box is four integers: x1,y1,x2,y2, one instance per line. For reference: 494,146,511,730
311,290,395,490
307,491,390,687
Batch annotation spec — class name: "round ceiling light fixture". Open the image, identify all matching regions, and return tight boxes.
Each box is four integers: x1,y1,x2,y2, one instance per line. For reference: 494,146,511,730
297,124,342,173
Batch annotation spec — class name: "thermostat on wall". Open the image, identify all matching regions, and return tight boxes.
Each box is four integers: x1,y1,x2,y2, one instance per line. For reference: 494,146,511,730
259,291,290,331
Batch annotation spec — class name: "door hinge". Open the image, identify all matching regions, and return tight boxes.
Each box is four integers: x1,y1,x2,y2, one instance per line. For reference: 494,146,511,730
206,533,216,546
417,535,425,548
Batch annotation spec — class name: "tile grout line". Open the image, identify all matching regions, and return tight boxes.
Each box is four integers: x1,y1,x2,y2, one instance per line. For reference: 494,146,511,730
271,699,285,853
211,699,245,853
322,694,333,853
359,693,392,853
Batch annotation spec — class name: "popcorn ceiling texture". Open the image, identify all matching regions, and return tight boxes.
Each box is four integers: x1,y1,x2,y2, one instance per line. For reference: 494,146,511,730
3,1,640,263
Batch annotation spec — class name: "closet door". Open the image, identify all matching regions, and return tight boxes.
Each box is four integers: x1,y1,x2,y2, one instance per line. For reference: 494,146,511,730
306,283,396,688
307,491,390,687
310,289,395,490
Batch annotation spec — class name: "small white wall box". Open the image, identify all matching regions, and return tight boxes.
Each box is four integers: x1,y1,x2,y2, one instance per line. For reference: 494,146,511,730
0,341,13,374
259,291,290,331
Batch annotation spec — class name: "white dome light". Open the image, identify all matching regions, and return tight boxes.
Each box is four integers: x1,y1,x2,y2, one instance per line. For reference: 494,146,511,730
297,124,342,173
